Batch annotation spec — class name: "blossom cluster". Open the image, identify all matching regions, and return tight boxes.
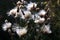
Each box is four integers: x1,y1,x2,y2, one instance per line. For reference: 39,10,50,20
1,0,52,37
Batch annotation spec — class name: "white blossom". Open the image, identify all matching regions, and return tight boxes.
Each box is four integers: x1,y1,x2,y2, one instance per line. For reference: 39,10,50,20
41,24,52,34
7,7,22,18
38,10,47,16
26,2,37,10
15,27,27,37
24,10,31,17
7,7,17,16
21,10,32,19
34,14,45,23
12,23,28,37
39,17,45,23
34,17,45,23
2,20,12,31
17,1,21,5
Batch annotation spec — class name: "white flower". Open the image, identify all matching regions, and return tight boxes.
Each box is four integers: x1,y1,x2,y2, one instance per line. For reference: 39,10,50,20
34,17,45,23
39,17,45,23
2,20,12,31
41,24,52,34
34,14,45,23
12,23,28,37
16,27,27,37
17,1,21,4
38,10,47,16
7,7,22,18
24,10,31,17
26,2,37,10
21,15,25,19
8,7,17,16
21,10,32,19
